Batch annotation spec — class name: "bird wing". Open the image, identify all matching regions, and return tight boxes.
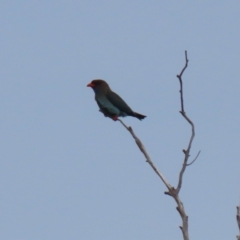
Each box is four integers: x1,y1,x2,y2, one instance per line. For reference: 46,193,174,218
95,95,120,116
106,91,133,114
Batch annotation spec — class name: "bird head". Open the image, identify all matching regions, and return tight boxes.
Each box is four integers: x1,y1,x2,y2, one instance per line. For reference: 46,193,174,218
87,79,110,93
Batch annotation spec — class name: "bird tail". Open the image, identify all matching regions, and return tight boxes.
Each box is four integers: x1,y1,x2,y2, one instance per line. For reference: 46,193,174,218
133,112,146,120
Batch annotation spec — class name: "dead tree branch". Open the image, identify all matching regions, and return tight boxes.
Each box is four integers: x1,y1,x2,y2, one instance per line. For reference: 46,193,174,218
186,150,201,166
237,205,240,240
118,119,172,191
118,51,197,240
176,50,199,193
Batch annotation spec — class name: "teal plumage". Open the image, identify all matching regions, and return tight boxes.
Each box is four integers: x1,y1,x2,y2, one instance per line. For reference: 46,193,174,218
87,79,146,121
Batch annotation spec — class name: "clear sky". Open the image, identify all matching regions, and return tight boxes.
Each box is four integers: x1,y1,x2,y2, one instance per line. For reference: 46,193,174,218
1,1,240,239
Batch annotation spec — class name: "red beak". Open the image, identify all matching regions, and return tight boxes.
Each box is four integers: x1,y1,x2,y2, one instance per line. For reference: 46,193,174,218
87,83,95,87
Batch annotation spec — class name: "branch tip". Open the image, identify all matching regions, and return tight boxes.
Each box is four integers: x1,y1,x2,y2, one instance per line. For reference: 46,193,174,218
186,150,201,166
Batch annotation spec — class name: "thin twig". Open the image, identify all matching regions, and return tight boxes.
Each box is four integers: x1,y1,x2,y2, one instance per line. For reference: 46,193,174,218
237,206,240,240
177,51,188,114
176,51,199,194
186,150,201,166
118,119,172,191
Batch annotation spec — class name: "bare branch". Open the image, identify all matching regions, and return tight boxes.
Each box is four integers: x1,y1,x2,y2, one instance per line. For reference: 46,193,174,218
177,50,189,114
117,51,196,240
186,150,201,166
118,117,189,240
237,206,240,240
176,51,198,194
118,119,172,191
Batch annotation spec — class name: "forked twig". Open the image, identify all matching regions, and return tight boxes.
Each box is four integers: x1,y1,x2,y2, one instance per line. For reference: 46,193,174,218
118,51,197,240
176,51,200,193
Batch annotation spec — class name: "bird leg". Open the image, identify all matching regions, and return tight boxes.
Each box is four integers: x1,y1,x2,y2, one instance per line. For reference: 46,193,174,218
112,115,118,121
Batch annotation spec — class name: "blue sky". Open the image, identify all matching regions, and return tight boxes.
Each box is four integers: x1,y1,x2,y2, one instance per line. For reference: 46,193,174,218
1,1,240,239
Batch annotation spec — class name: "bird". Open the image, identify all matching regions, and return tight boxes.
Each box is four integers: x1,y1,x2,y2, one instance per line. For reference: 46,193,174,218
87,79,146,121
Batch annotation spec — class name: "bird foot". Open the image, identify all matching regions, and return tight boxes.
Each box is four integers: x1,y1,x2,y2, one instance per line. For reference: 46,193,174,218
112,116,118,121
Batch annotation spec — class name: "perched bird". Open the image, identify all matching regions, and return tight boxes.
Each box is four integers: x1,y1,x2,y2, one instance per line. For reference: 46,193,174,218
87,79,146,121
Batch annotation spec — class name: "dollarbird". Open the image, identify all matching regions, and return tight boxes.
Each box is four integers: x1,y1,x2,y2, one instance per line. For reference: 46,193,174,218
87,79,146,121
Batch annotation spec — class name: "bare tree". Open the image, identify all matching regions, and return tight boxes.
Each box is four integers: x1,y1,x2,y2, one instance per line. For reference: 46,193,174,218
118,51,199,240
